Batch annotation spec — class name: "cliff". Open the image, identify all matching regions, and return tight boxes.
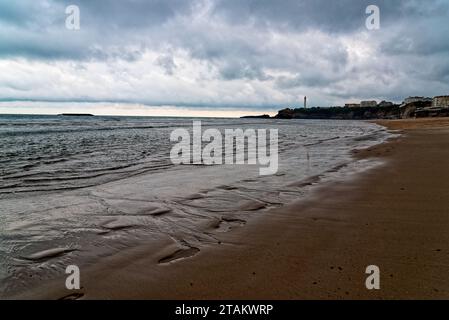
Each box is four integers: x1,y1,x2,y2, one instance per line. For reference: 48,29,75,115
275,105,401,120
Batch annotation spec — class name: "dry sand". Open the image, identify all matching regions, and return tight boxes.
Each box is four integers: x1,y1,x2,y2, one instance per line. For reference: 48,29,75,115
18,118,449,300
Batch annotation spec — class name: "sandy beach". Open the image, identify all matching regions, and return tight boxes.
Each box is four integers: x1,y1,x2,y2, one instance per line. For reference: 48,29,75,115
12,117,449,300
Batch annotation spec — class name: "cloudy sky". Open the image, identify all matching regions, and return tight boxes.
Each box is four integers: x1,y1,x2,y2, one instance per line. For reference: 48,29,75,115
0,0,448,116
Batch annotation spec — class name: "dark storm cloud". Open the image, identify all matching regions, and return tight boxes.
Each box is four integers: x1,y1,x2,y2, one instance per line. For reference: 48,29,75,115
0,0,194,60
0,0,428,60
74,0,194,28
1,0,448,61
0,0,448,107
0,2,32,26
211,0,442,33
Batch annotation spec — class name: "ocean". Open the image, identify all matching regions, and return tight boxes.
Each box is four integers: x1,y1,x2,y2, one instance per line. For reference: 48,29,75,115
0,114,392,296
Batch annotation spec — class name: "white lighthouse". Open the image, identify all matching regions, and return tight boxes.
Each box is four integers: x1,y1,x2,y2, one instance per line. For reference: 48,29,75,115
304,96,307,108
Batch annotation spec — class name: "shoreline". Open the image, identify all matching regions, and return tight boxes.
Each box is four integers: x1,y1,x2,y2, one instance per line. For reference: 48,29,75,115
15,118,449,299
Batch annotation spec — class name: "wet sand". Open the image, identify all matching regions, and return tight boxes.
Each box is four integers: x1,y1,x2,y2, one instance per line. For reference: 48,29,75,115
18,118,449,300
